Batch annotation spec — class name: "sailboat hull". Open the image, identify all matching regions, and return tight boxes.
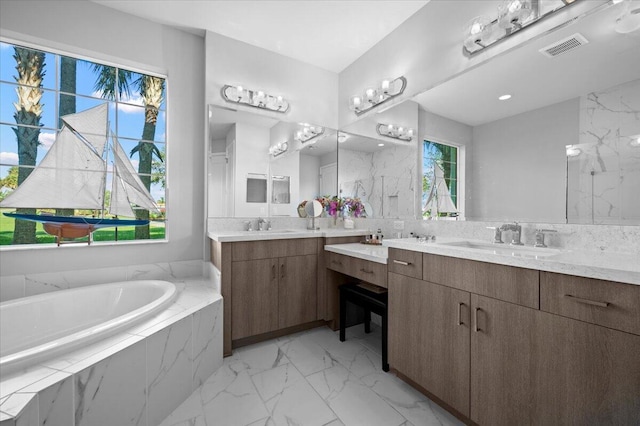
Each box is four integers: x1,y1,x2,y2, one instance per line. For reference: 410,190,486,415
3,212,150,243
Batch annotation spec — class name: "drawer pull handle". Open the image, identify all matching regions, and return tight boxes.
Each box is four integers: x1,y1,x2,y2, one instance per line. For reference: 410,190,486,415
457,302,465,326
564,294,609,308
281,263,285,279
474,307,482,332
272,264,276,280
360,268,374,274
393,260,411,266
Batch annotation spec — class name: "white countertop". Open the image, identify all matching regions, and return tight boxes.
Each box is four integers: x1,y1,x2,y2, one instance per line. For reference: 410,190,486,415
324,243,388,264
207,228,370,242
384,237,640,286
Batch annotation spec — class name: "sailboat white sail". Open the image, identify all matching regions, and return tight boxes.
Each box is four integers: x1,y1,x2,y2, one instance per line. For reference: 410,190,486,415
424,162,457,218
0,103,160,244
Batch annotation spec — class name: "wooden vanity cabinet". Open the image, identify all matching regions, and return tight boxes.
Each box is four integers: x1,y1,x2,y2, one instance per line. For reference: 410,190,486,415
389,272,470,416
471,293,640,425
388,249,640,425
212,238,319,353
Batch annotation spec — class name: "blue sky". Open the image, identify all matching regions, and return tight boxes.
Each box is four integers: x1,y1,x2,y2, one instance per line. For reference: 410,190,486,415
0,41,166,202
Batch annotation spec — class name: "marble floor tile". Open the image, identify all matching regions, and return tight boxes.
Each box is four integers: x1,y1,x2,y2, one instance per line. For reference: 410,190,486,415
161,325,464,426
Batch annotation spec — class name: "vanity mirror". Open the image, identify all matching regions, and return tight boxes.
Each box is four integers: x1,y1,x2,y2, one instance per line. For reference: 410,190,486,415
341,1,639,225
207,105,338,218
338,101,420,219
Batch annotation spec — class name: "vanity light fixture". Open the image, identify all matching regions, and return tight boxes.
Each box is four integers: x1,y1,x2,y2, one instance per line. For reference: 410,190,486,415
614,3,640,34
337,132,349,143
221,84,289,113
463,0,579,55
295,125,324,144
376,123,415,141
565,145,582,157
269,141,288,157
498,94,512,100
349,76,407,116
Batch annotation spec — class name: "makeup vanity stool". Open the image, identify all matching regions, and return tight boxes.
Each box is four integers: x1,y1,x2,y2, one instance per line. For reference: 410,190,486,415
339,282,389,371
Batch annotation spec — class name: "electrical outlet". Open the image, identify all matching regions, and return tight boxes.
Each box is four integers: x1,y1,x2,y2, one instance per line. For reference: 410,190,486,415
393,221,404,230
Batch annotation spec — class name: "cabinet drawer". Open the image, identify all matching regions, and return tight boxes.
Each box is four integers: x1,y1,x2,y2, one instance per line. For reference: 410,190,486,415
388,248,422,279
232,238,317,261
326,252,387,288
423,253,539,309
541,272,640,336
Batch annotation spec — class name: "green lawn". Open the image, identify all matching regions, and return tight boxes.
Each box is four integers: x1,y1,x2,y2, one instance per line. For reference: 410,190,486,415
0,211,165,245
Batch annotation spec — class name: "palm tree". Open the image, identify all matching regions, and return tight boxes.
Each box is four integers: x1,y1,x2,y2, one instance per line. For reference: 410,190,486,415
130,75,165,239
12,47,45,244
56,56,76,217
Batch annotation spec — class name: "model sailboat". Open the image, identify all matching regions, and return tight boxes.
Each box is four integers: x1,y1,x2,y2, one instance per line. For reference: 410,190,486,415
424,162,457,219
0,103,160,245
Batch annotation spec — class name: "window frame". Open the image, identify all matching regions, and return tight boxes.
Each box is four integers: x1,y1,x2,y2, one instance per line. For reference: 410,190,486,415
0,37,169,248
421,138,464,220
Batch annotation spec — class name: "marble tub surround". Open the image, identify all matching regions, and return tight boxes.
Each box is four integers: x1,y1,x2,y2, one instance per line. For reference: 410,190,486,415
0,259,215,304
160,325,462,426
325,243,388,264
383,237,640,286
0,270,223,426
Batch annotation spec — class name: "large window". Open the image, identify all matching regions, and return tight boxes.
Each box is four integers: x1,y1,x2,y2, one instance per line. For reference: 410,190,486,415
0,41,166,245
423,140,458,219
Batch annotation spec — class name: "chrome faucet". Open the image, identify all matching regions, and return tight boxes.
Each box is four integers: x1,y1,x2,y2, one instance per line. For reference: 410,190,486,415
486,226,504,244
258,217,267,231
500,222,524,246
244,220,253,231
534,229,557,247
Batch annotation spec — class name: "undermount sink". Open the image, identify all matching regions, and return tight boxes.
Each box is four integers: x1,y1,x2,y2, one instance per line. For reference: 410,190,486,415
244,229,297,234
438,240,561,258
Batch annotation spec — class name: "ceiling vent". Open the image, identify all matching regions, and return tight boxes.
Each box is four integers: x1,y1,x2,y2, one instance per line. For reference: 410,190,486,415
539,33,589,58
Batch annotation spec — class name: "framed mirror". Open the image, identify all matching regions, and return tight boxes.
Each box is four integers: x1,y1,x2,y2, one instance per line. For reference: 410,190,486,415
338,101,420,219
340,2,639,225
207,105,338,218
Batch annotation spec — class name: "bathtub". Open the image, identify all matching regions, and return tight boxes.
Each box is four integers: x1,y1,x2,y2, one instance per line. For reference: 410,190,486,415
0,280,177,375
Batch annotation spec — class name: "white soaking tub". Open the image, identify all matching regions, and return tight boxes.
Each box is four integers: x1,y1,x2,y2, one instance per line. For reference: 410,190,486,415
0,280,177,374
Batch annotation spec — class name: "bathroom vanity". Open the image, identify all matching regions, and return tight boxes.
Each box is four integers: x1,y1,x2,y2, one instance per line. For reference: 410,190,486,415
385,240,640,426
209,230,366,355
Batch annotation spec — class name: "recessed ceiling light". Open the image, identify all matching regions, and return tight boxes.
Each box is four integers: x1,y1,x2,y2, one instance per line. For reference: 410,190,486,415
378,143,385,147
498,94,512,101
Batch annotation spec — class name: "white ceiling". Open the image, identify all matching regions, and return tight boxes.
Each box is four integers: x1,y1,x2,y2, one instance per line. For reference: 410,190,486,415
90,0,429,73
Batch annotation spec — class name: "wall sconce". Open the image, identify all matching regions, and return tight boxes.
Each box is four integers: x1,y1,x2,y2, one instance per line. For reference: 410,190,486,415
463,0,578,55
295,125,324,144
221,84,289,113
376,123,415,141
269,141,288,157
349,76,407,115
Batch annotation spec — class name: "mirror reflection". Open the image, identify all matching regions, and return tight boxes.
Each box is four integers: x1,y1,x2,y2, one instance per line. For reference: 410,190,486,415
350,3,640,225
207,105,338,218
339,101,419,219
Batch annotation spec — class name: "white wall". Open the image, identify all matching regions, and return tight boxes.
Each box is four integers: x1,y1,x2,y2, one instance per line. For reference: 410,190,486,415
469,98,579,222
205,31,339,129
300,155,320,203
234,123,270,217
0,0,205,275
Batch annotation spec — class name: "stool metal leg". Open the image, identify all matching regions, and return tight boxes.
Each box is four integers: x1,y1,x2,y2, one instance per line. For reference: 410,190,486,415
382,307,389,372
364,309,371,334
340,290,346,342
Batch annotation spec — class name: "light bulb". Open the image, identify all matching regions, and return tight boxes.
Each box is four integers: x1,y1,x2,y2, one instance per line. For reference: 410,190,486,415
236,85,244,100
349,95,362,111
380,78,392,94
365,88,377,103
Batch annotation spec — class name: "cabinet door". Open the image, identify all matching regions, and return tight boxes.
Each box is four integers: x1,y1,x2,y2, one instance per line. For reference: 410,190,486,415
389,272,471,416
471,294,640,425
231,258,279,340
278,254,318,329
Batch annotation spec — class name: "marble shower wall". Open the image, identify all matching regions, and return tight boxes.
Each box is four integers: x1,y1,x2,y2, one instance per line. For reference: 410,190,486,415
339,144,416,219
568,78,640,225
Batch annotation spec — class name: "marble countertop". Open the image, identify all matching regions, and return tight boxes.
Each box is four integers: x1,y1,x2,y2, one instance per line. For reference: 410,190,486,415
384,237,640,286
324,243,388,264
208,228,370,242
